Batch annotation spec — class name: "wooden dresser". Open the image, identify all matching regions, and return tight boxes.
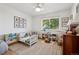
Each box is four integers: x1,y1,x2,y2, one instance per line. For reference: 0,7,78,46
63,34,79,55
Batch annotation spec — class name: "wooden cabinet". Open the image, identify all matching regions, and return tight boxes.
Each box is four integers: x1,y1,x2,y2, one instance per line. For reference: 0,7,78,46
63,34,79,55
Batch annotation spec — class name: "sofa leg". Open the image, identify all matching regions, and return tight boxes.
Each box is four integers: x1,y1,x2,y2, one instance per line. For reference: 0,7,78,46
29,42,31,47
29,44,31,47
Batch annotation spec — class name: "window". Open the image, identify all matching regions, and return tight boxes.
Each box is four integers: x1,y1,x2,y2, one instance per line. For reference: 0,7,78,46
42,18,59,29
50,18,59,29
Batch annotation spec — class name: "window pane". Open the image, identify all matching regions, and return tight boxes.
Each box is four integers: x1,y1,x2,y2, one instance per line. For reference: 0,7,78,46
50,18,59,29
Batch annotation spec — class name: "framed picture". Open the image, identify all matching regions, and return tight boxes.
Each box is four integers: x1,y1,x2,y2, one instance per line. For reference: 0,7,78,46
61,17,69,27
14,16,20,28
20,18,24,28
14,16,26,28
24,19,27,28
69,15,73,20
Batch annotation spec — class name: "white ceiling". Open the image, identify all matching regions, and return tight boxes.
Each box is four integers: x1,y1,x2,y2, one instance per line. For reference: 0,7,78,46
4,3,73,16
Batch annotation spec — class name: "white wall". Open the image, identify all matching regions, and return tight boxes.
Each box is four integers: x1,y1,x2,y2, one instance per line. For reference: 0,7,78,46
0,4,32,34
32,9,71,32
0,4,73,34
71,3,79,22
71,3,78,21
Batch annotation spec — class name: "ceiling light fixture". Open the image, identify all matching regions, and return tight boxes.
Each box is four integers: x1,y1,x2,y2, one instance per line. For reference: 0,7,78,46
34,3,44,12
35,7,41,12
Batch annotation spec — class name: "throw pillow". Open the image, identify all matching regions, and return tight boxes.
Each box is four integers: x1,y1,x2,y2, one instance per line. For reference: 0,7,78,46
19,32,26,38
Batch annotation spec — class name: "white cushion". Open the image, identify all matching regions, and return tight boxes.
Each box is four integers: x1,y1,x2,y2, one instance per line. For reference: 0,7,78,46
19,36,30,42
19,32,26,38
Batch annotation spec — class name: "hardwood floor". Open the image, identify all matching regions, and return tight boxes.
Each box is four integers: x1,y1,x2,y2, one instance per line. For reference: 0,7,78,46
4,49,16,55
4,39,62,55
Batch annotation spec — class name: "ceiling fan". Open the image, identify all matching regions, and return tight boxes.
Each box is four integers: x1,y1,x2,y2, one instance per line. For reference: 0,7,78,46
33,3,44,12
